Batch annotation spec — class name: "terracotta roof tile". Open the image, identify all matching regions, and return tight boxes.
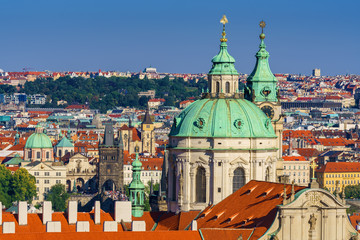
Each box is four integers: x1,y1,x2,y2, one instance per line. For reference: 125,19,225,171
317,162,360,173
195,180,306,239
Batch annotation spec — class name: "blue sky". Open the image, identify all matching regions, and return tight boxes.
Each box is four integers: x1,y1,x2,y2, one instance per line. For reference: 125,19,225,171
0,0,359,76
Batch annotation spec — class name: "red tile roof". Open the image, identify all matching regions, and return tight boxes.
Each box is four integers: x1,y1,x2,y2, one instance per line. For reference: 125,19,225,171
196,180,306,239
283,156,307,161
317,162,360,173
295,148,320,158
200,229,253,240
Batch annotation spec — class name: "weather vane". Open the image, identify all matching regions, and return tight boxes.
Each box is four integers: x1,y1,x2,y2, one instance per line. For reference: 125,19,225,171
259,20,266,33
220,15,228,42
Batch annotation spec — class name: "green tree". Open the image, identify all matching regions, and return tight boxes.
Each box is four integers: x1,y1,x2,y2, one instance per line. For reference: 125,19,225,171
10,168,37,203
45,184,70,212
0,165,13,207
344,184,360,199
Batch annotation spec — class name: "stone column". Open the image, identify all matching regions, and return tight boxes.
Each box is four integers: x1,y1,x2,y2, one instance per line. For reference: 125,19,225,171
205,172,210,204
190,170,195,205
183,160,190,211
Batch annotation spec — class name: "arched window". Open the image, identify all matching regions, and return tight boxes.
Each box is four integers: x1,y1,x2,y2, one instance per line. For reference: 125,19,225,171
225,82,230,93
265,167,270,181
216,82,220,93
196,167,206,203
233,168,245,193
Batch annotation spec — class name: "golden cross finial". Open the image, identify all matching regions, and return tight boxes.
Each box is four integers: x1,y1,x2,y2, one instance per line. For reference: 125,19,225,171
220,15,228,25
220,15,228,42
259,20,266,33
310,160,318,179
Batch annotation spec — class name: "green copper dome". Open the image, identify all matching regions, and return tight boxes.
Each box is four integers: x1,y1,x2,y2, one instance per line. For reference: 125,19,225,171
209,41,238,75
169,98,276,138
25,127,53,149
56,136,74,148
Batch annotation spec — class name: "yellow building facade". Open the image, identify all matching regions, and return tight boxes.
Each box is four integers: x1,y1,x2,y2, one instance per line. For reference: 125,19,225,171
316,162,360,192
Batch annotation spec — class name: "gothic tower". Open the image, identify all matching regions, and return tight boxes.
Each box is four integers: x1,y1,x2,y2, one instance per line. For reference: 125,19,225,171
141,108,155,155
98,122,124,194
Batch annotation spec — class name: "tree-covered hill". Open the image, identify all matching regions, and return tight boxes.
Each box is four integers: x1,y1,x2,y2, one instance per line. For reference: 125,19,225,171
21,76,207,112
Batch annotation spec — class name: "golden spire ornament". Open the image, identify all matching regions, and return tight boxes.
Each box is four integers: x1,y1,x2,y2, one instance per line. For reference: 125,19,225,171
259,20,266,39
220,15,228,42
259,20,266,33
310,160,318,179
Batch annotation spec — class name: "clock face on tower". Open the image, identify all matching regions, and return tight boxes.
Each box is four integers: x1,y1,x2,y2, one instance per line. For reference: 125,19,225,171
261,105,275,119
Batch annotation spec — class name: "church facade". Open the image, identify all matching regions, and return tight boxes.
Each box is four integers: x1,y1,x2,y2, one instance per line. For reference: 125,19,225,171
167,18,283,212
118,109,156,155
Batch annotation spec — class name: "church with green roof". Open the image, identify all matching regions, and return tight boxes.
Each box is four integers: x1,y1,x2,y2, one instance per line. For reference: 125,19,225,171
168,17,284,212
24,125,54,162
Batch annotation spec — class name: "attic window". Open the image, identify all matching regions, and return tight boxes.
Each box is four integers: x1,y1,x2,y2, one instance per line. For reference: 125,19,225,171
224,213,239,223
211,210,225,221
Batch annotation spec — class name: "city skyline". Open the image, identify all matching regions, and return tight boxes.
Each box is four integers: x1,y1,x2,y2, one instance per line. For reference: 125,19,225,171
0,0,359,76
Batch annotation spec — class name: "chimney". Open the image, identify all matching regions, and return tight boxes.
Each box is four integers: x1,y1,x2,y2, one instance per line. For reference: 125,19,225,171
46,221,61,232
191,220,197,231
2,222,15,234
132,221,146,231
67,201,77,224
18,201,27,225
94,201,101,224
103,221,118,232
114,201,132,222
42,201,52,224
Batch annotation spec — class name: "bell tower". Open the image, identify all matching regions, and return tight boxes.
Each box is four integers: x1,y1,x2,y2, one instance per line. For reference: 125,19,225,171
141,107,155,155
245,21,284,179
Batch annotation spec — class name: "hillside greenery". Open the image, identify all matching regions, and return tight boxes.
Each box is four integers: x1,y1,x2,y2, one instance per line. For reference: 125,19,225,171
20,76,207,112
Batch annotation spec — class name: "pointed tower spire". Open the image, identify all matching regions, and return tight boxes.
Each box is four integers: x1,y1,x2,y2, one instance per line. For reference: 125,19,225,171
246,20,278,102
142,107,153,125
129,153,145,217
208,15,239,97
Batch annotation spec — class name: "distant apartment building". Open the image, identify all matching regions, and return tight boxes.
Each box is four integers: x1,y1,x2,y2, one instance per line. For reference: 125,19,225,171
22,161,67,203
123,156,162,185
148,98,165,109
138,90,156,99
282,155,310,186
0,93,46,105
312,68,321,77
29,94,46,105
179,100,194,109
316,162,360,193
